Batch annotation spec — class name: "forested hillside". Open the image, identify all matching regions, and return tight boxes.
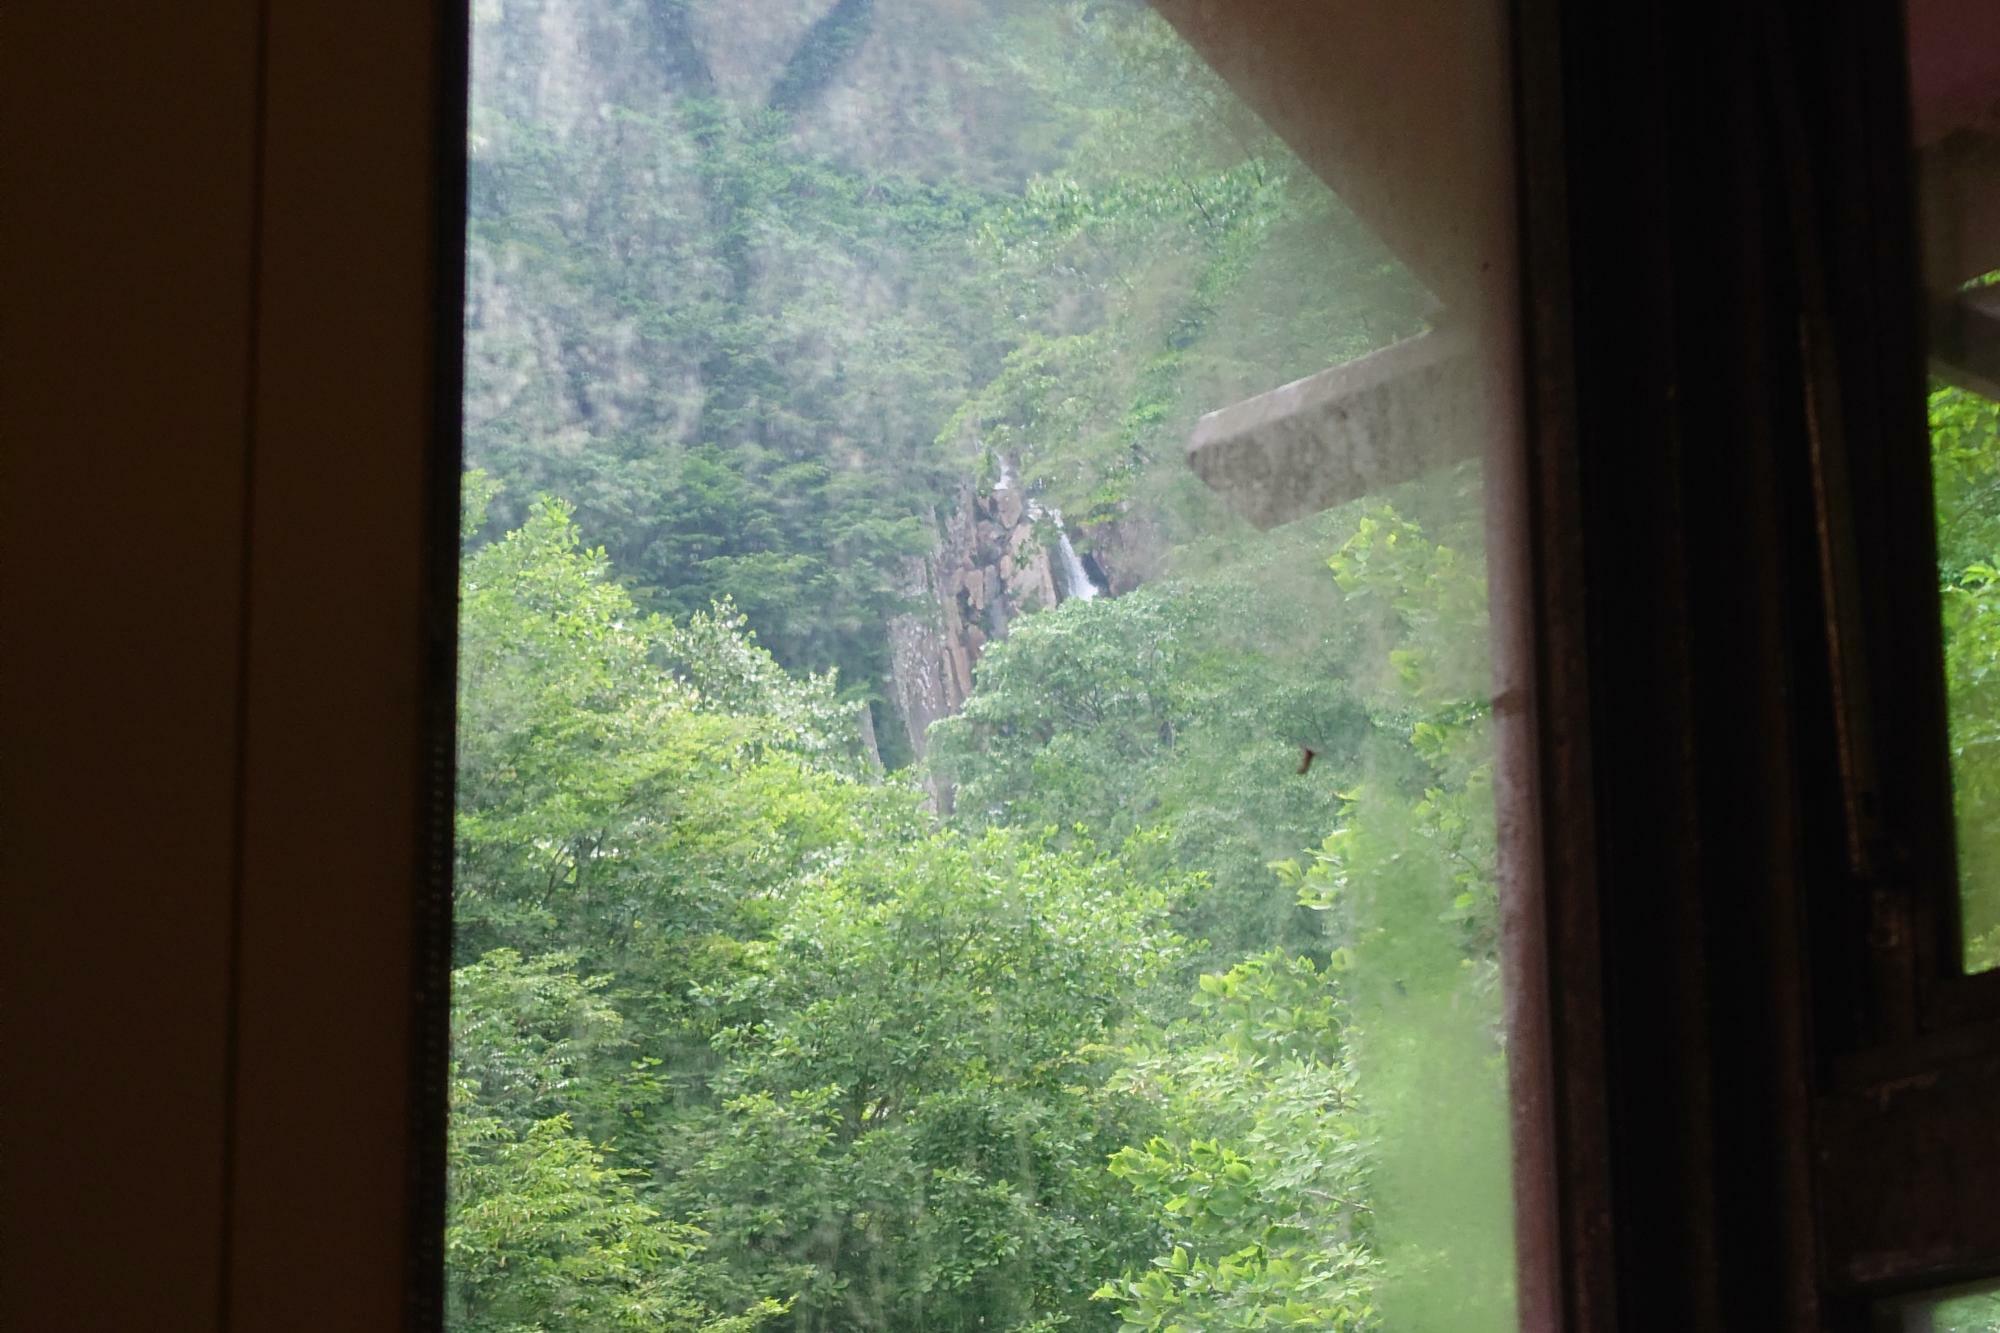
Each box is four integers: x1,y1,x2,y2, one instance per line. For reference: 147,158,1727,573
462,0,1423,757
451,2,1514,1329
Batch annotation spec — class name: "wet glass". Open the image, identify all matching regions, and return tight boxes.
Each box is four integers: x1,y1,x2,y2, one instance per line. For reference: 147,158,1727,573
451,1,1524,1328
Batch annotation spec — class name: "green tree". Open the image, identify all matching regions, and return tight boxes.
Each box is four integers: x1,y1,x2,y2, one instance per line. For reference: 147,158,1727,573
928,564,1375,966
454,2,1524,1327
660,831,1187,1332
1097,952,1379,1331
1098,497,1513,1332
448,954,785,1332
454,494,1213,1331
456,491,893,974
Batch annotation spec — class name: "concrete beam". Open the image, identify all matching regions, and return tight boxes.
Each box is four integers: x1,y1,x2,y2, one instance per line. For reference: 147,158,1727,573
1932,282,2000,401
1186,326,1477,529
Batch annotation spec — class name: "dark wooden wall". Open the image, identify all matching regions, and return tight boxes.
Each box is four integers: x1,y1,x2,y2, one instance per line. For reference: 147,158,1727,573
0,4,455,1327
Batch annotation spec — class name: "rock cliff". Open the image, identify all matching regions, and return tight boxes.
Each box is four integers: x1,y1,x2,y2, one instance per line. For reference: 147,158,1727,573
887,467,1156,803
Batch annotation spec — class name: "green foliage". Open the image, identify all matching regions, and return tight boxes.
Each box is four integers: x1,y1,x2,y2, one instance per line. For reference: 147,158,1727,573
447,952,784,1332
449,1080,787,1333
453,949,628,1130
452,483,1516,1329
1089,500,1512,1332
931,481,1491,970
928,559,1375,964
1933,384,2000,967
766,0,876,115
660,831,1186,1330
948,1,1425,525
1299,513,1513,1332
455,491,884,966
456,3,1517,1329
452,501,1191,1330
1098,953,1378,1331
465,0,1423,701
467,72,992,697
1924,1288,2000,1332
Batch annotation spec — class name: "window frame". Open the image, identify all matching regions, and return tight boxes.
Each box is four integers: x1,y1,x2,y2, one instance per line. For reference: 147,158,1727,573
1513,0,2000,1325
313,0,2000,1324
12,0,2000,1328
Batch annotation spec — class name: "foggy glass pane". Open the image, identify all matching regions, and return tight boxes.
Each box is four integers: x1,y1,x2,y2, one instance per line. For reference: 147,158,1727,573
451,2,1524,1328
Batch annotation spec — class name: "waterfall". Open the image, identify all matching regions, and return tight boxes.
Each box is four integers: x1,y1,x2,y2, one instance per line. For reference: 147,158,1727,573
1045,507,1101,602
993,453,1102,603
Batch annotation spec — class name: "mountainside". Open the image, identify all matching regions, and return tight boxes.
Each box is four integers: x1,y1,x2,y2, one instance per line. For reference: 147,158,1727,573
463,0,1423,758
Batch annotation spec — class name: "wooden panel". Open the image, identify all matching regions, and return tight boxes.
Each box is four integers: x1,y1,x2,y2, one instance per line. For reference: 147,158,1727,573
1907,0,2000,146
0,6,264,1329
223,1,452,1326
1819,1056,2000,1292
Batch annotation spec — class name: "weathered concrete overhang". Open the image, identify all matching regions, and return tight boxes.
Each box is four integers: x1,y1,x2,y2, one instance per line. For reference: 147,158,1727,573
1933,281,2000,401
1149,0,1510,529
1186,326,1476,530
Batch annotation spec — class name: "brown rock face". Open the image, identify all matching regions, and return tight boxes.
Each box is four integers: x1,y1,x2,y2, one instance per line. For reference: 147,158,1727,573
1079,511,1164,596
994,484,1024,530
885,472,1148,803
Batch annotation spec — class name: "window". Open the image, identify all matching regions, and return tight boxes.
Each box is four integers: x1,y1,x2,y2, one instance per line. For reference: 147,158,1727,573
448,2,1526,1328
1914,1,2000,973
24,2,2000,1328
1836,5,2000,1320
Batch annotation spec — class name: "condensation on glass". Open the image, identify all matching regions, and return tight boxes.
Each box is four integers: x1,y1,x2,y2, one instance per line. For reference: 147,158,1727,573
451,1,1525,1328
1911,0,2000,973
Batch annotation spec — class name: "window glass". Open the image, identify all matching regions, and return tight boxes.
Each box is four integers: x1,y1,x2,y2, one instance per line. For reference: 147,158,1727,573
1883,1282,2000,1330
1910,2,2000,971
1929,369,2000,971
452,1,1523,1327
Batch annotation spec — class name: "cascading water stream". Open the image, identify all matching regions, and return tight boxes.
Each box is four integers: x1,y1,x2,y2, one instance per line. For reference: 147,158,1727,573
1045,507,1101,602
993,454,1102,602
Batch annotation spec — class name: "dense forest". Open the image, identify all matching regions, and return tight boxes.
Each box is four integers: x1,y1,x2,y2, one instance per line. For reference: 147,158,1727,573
442,1,1979,1330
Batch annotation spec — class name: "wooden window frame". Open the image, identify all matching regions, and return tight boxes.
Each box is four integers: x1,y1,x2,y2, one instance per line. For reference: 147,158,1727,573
1515,0,2000,1326
7,0,1999,1329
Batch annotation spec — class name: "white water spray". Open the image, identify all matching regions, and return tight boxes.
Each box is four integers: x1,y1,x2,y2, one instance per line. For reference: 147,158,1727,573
992,454,1103,603
1045,507,1101,602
